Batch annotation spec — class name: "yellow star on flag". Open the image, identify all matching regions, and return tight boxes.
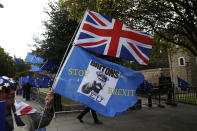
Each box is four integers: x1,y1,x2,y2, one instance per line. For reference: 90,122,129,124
10,79,14,83
4,83,10,87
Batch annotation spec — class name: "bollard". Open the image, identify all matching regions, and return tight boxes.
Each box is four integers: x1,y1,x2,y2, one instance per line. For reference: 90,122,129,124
136,99,142,109
166,92,172,104
148,94,152,107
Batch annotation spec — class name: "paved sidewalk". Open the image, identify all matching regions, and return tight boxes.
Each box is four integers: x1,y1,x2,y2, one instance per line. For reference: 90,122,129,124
16,95,197,131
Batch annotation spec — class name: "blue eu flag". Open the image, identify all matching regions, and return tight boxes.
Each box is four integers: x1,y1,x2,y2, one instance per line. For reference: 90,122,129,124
19,77,29,85
35,74,54,88
29,65,42,72
139,80,153,93
177,77,189,91
42,75,54,88
25,53,43,64
41,60,59,73
14,55,21,65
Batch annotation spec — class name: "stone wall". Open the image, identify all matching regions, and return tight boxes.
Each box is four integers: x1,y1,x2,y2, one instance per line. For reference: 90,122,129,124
140,68,170,86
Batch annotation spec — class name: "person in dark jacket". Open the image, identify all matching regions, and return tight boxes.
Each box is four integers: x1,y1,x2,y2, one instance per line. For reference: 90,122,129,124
23,82,31,101
22,83,26,99
77,107,102,124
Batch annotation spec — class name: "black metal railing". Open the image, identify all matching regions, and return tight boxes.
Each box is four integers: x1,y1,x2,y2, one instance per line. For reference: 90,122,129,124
175,87,197,104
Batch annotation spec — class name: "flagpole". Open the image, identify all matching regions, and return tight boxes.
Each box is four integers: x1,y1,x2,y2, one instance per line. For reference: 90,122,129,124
37,10,87,130
39,59,48,69
51,10,87,90
168,48,177,105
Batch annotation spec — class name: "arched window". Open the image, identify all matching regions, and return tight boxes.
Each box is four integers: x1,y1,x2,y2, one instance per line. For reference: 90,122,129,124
178,57,185,66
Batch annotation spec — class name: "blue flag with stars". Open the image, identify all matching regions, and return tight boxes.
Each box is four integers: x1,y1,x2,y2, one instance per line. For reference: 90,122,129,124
14,55,21,65
42,75,54,88
41,60,59,73
25,53,43,64
35,74,54,88
30,65,42,72
177,77,189,91
138,80,153,93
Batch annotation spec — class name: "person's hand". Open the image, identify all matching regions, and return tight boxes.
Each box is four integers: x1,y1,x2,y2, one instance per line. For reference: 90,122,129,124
45,90,54,109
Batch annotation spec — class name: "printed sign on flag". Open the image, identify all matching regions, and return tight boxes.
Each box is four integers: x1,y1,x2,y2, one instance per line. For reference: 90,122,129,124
77,61,119,106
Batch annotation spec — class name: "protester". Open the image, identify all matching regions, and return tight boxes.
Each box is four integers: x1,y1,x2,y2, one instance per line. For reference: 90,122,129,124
22,83,26,99
77,107,102,124
16,81,22,96
23,82,31,101
0,76,54,131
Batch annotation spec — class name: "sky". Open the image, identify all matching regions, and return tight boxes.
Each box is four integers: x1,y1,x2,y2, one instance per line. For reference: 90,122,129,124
0,0,54,60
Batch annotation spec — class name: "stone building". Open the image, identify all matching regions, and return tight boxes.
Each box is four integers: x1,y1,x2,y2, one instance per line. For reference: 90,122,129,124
140,46,197,87
169,47,197,87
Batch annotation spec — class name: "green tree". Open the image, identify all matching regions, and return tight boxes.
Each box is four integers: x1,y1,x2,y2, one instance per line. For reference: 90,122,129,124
60,0,132,22
62,0,197,56
0,46,15,77
0,46,32,79
33,0,170,70
129,0,197,56
14,59,32,80
32,1,78,63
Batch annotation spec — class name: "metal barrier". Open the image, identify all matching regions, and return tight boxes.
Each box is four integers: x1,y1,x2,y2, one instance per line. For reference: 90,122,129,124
137,87,168,108
31,87,46,108
175,87,197,104
30,86,197,114
30,87,84,114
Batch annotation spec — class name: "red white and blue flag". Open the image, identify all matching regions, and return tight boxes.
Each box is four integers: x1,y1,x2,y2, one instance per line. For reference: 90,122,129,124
74,10,153,65
14,100,39,116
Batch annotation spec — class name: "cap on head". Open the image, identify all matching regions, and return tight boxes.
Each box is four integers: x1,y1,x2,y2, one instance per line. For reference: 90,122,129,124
96,71,109,82
0,76,16,91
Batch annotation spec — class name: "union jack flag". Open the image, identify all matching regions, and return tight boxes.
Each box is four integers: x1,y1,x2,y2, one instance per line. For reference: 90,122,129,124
14,100,39,116
74,10,153,65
